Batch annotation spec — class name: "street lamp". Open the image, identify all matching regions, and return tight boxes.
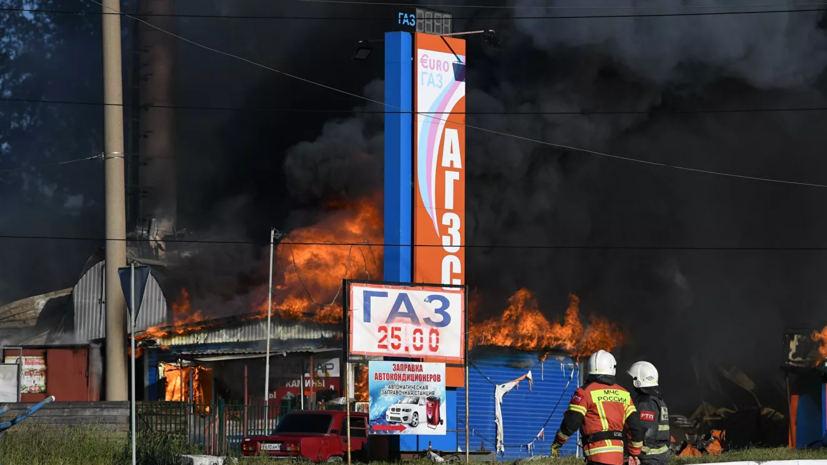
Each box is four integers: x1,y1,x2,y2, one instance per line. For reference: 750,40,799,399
351,41,373,61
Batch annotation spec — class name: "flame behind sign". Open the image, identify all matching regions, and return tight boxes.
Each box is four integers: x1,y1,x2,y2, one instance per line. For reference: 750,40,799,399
469,289,626,358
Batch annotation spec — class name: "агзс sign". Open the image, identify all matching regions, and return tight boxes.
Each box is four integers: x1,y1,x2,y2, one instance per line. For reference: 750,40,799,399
413,33,466,286
348,282,464,362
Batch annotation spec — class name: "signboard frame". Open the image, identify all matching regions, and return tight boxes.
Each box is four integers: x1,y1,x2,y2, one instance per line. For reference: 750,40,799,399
0,363,21,402
3,355,45,395
367,360,447,435
412,32,466,287
346,280,466,363
342,279,469,459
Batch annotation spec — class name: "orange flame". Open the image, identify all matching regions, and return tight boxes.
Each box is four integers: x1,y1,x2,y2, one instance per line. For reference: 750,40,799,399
256,195,383,324
469,289,625,358
138,196,382,341
139,289,210,341
354,365,368,402
812,327,827,363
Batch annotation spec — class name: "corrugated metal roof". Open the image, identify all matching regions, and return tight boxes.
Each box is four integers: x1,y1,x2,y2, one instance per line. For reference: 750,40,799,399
0,289,72,328
153,319,340,346
175,347,340,362
457,351,581,461
72,260,168,343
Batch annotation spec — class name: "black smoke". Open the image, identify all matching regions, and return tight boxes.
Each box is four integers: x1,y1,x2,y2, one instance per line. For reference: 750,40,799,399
4,0,827,418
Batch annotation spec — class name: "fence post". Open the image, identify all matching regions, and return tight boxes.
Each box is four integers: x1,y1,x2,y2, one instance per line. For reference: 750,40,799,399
219,398,226,456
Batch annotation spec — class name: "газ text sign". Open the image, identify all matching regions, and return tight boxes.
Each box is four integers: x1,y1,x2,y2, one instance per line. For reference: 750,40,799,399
348,282,464,362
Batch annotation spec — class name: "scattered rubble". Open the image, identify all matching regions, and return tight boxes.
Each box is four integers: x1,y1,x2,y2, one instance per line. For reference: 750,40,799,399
670,360,787,453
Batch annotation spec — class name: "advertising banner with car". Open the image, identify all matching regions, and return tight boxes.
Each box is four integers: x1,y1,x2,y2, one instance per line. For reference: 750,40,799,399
348,282,465,362
368,361,446,435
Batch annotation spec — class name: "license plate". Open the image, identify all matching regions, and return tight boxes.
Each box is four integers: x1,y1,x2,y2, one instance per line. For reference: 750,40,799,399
262,443,282,451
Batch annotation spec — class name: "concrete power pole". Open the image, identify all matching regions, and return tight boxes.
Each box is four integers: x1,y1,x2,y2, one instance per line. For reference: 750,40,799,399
102,0,128,401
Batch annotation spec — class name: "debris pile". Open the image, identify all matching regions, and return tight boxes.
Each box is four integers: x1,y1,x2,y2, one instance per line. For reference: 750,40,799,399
673,429,726,457
671,360,787,451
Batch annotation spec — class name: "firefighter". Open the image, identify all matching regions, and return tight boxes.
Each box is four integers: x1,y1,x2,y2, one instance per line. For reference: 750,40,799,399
626,362,670,465
551,350,644,465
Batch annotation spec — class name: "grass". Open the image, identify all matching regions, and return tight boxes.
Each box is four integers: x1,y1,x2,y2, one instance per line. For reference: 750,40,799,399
0,425,199,465
0,424,125,465
3,427,827,465
672,447,827,463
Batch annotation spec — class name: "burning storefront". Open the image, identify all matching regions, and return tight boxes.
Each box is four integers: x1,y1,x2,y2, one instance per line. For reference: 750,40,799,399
392,291,624,460
783,327,827,448
139,316,343,408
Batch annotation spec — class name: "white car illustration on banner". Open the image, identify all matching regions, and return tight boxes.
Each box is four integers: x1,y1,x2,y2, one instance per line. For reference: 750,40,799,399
385,396,427,427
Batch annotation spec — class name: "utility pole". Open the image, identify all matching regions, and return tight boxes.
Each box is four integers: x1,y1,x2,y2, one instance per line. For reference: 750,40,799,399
103,0,128,401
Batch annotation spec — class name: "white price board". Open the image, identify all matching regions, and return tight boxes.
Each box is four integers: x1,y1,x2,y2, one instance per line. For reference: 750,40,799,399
348,282,465,362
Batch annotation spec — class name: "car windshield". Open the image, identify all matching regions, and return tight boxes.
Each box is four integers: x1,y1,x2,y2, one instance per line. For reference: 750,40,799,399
400,396,420,404
273,414,333,434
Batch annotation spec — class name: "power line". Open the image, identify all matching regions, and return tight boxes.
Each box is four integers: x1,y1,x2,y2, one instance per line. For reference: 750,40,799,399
2,233,827,250
1,5,826,19
7,96,827,116
0,154,105,174
85,0,827,190
299,0,827,10
0,152,173,174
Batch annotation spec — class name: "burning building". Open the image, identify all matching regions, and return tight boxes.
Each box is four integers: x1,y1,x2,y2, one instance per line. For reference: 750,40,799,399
126,196,382,407
421,291,625,461
782,327,827,448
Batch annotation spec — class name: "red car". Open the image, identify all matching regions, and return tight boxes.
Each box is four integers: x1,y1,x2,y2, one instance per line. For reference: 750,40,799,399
241,410,369,462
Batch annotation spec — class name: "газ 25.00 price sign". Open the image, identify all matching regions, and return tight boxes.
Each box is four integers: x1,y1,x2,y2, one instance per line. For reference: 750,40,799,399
348,282,465,362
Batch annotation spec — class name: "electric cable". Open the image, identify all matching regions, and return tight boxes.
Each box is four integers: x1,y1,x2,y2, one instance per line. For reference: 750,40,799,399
298,0,827,10
1,5,827,19
81,0,827,190
5,233,827,250
9,95,827,116
0,154,104,174
0,152,173,174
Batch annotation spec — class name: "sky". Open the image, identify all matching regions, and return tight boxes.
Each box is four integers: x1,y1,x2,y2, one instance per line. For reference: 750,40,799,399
2,0,827,413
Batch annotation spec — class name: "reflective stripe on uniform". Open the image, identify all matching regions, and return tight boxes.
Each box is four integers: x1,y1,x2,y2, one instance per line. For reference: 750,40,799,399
584,444,625,456
658,424,670,431
556,431,570,440
624,404,637,421
595,401,610,430
642,445,669,455
630,441,643,448
568,404,587,415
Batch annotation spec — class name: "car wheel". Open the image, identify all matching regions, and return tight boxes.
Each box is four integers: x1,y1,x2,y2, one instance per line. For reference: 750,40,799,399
411,413,419,427
327,456,344,463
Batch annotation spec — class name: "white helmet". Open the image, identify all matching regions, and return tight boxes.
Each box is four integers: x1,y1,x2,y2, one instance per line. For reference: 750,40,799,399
588,350,617,376
627,361,659,388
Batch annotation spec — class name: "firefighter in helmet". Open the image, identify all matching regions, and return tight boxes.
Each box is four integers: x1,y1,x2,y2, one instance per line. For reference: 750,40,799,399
626,362,670,465
552,350,644,465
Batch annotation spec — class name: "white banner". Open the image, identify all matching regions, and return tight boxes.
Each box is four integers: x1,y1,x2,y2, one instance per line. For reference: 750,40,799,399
4,356,45,394
368,361,446,435
348,283,464,361
0,364,18,402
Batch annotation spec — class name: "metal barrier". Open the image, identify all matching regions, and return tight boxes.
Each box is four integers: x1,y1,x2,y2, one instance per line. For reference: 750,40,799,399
136,401,290,455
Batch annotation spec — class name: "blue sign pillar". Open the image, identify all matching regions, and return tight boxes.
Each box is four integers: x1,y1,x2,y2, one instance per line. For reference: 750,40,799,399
383,31,413,283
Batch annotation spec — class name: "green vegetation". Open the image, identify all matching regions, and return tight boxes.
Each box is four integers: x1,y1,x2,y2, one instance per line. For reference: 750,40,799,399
672,447,827,464
0,424,124,465
2,426,827,465
0,425,196,465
